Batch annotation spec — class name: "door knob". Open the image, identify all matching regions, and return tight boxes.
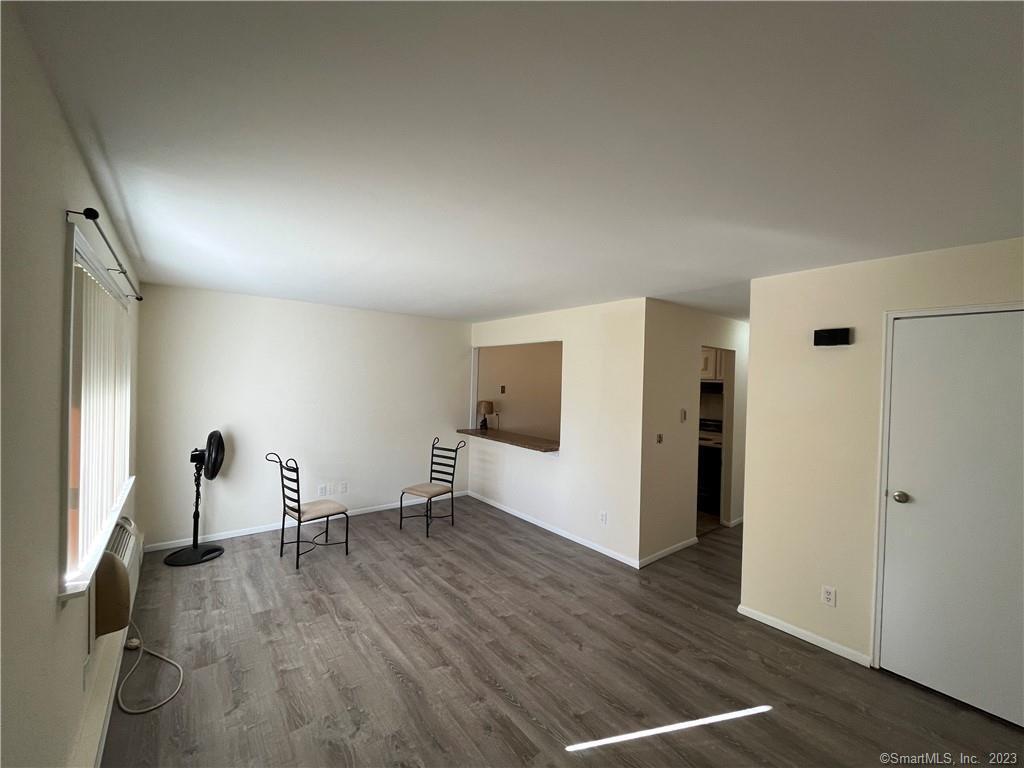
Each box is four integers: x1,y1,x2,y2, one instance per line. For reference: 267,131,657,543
891,490,911,504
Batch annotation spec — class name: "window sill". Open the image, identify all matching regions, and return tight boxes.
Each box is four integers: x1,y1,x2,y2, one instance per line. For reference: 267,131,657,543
59,475,135,601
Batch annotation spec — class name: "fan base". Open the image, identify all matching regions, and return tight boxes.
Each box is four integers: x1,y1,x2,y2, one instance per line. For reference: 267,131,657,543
163,544,224,567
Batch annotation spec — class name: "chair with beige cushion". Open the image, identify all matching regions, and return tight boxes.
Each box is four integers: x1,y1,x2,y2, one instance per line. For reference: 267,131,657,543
266,452,349,569
400,437,467,537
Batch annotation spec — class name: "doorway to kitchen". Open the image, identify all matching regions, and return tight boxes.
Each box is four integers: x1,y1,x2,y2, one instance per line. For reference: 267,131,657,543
697,346,735,536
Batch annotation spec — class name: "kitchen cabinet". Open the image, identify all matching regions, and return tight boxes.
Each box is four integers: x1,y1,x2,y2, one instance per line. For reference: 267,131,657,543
700,346,724,381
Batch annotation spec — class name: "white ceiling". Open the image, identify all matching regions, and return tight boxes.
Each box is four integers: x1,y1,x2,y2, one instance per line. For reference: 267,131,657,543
18,2,1022,320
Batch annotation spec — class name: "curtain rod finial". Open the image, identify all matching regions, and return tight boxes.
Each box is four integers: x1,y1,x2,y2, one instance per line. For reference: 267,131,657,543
83,207,100,221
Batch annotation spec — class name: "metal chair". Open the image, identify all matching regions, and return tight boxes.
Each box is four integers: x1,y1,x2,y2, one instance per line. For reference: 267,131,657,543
399,437,467,537
266,453,349,568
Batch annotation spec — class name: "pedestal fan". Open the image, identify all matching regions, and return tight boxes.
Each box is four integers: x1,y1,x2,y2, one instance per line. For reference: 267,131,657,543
164,430,226,567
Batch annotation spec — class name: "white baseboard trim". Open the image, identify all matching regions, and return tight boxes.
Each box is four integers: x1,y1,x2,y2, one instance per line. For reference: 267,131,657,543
722,516,744,528
736,604,871,667
143,492,468,553
638,537,699,568
466,490,640,569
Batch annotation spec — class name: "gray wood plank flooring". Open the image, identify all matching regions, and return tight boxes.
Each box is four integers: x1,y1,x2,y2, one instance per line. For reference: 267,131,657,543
103,497,1021,767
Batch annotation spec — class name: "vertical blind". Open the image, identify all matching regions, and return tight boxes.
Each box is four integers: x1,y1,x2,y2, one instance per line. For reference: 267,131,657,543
65,258,131,586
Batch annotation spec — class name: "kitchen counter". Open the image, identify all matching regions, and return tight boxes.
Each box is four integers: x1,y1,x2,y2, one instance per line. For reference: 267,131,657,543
457,428,560,453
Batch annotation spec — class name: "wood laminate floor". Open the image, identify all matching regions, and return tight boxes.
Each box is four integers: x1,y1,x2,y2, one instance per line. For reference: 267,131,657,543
696,512,722,537
103,497,1021,768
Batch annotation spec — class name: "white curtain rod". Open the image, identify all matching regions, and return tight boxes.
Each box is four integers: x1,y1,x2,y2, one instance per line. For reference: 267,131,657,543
65,207,143,302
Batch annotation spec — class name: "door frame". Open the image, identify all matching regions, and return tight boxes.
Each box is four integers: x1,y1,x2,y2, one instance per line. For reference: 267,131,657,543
870,301,1024,668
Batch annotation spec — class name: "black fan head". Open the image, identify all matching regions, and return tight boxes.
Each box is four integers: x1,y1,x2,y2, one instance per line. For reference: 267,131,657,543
204,430,225,480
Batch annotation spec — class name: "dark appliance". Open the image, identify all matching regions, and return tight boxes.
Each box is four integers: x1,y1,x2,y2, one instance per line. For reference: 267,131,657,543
698,418,723,514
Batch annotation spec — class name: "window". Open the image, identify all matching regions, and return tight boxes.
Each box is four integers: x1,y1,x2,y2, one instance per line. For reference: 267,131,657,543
61,227,133,597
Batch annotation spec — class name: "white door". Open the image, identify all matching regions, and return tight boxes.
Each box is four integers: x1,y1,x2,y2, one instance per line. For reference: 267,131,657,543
880,309,1023,725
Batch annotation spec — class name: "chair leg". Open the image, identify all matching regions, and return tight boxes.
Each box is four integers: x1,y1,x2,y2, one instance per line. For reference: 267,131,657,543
451,491,455,526
279,512,286,557
295,517,301,570
344,513,349,556
425,498,431,538
325,516,329,543
399,493,404,530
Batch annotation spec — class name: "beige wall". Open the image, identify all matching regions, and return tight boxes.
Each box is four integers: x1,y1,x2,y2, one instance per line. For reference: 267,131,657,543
136,285,470,547
468,297,749,567
469,299,646,564
741,238,1024,660
476,342,562,440
639,299,749,560
1,8,140,766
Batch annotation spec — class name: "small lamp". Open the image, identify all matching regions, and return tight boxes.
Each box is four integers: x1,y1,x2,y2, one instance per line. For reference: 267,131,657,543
477,400,494,430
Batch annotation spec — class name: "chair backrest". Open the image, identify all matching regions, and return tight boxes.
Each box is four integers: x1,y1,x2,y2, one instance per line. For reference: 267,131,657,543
429,437,467,486
265,453,301,518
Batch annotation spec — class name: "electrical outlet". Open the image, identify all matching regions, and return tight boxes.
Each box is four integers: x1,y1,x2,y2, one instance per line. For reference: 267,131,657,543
599,510,608,525
821,585,836,607
656,433,664,444
317,484,328,498
680,408,687,423
500,385,506,394
337,481,348,494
